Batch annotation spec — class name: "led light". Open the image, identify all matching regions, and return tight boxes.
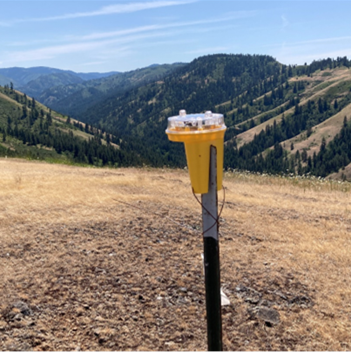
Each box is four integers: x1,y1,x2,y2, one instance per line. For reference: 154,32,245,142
166,110,225,134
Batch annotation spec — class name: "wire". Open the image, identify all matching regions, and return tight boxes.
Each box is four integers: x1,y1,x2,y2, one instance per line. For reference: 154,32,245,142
192,185,226,237
114,184,226,237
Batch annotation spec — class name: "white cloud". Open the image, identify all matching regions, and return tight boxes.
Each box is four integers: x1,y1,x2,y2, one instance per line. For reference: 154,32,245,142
260,35,351,51
74,12,254,41
4,30,170,64
185,46,229,55
7,39,56,47
0,6,257,69
275,41,351,65
281,14,289,29
286,36,351,48
79,25,161,41
1,8,252,67
7,41,132,63
3,1,196,25
80,61,108,67
0,21,11,27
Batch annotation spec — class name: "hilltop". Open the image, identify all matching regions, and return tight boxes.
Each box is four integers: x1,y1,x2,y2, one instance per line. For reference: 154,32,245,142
0,159,350,350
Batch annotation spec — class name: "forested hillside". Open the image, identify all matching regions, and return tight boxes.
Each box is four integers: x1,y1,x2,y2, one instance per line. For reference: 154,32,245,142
38,63,186,117
63,54,351,179
1,54,351,180
0,85,143,167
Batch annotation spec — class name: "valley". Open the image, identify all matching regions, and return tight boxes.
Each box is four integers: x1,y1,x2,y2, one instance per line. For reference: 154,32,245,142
1,54,351,180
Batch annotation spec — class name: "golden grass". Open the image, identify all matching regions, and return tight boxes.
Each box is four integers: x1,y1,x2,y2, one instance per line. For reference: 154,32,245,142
1,159,351,350
0,92,22,108
235,68,351,148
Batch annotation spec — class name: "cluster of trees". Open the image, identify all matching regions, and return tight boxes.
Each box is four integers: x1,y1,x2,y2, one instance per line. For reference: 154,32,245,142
0,86,144,166
308,117,351,177
224,79,351,175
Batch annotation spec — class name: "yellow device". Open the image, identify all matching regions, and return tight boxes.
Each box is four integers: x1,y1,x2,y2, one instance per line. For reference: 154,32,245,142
166,110,226,194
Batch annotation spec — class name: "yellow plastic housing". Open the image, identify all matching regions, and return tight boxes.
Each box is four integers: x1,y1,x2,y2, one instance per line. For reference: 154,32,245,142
166,127,226,194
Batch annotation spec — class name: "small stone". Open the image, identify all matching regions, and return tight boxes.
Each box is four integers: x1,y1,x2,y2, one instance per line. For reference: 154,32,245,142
245,297,260,304
13,301,32,316
256,306,280,325
0,320,8,330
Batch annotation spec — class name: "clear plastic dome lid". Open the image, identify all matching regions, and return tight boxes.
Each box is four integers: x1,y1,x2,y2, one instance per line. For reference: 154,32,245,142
166,110,226,134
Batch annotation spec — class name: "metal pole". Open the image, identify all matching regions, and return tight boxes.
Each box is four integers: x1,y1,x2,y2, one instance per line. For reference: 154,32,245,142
201,145,223,351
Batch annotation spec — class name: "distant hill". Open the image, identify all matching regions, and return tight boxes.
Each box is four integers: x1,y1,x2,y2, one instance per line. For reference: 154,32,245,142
38,63,186,117
0,67,67,86
75,71,120,81
0,66,119,92
18,72,85,99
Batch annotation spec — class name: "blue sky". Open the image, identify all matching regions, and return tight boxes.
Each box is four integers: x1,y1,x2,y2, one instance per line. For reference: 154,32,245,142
0,0,351,73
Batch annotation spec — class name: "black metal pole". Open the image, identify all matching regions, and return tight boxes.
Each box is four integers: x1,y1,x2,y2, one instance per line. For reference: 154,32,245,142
201,145,223,351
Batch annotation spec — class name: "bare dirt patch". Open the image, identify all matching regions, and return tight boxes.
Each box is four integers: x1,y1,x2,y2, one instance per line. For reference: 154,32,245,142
0,160,351,350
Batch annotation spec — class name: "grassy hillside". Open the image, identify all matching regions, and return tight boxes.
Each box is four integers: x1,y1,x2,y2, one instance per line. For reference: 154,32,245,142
1,159,351,350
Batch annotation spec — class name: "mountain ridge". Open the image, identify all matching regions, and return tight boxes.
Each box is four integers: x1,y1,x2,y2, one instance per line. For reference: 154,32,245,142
0,66,119,88
37,62,186,117
1,54,351,180
67,53,351,178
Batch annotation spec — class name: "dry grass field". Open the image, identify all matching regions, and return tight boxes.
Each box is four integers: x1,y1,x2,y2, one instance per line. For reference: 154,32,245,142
1,158,351,351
